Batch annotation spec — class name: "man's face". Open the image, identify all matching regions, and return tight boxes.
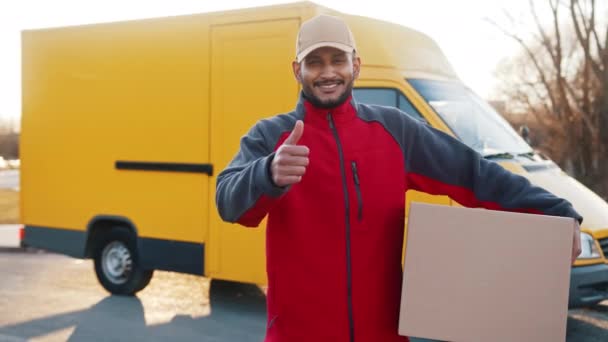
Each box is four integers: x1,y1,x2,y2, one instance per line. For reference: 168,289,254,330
292,47,361,109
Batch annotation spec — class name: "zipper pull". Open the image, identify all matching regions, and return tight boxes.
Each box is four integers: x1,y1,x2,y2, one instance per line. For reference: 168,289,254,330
327,112,335,129
351,162,360,185
351,161,363,222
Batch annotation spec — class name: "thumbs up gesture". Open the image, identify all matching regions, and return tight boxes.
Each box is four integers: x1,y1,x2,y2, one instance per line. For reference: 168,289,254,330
270,120,309,187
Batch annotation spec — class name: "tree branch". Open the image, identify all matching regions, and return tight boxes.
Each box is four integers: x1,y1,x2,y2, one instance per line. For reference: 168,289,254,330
549,0,574,123
486,18,561,117
523,94,553,128
590,22,603,59
575,0,589,33
526,80,554,116
604,25,608,75
564,81,598,137
571,0,604,79
531,0,559,68
587,0,604,73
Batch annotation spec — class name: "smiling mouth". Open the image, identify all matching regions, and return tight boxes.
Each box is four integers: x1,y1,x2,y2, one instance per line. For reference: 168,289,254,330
314,80,344,90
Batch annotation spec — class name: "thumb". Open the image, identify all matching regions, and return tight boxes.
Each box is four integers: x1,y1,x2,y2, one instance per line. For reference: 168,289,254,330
284,120,304,145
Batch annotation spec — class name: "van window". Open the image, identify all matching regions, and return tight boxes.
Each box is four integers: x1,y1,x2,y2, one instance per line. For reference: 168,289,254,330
408,79,532,156
353,88,425,122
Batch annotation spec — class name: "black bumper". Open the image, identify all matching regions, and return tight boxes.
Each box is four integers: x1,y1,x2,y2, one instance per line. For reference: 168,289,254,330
569,263,608,308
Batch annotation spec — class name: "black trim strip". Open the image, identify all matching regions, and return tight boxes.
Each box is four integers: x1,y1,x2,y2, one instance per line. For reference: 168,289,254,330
116,161,213,175
24,226,87,258
24,225,204,276
139,238,204,275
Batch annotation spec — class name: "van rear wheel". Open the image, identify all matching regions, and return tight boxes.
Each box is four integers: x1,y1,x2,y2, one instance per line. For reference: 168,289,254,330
93,227,153,295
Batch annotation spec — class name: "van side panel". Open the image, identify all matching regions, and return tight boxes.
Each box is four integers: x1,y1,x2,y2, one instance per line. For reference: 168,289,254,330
21,15,210,245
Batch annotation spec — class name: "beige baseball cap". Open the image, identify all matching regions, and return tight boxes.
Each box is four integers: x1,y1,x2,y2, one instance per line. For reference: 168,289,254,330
296,14,356,63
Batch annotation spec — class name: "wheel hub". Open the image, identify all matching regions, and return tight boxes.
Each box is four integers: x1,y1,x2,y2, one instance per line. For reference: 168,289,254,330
101,241,133,285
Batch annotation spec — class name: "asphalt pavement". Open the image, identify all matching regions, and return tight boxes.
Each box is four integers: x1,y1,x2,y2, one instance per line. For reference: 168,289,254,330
0,251,607,341
0,252,266,341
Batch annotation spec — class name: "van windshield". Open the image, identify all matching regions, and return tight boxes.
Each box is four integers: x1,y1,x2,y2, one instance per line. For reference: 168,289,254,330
408,79,532,156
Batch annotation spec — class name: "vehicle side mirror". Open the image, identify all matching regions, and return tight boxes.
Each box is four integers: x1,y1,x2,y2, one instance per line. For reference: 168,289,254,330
519,125,532,145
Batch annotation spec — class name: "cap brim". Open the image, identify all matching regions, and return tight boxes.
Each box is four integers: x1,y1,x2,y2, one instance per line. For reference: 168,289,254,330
296,42,355,63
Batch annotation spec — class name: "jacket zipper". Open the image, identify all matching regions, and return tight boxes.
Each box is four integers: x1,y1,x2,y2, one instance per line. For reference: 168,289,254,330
351,161,363,221
327,113,355,342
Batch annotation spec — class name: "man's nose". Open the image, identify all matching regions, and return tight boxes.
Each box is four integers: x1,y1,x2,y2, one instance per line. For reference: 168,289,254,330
319,61,338,76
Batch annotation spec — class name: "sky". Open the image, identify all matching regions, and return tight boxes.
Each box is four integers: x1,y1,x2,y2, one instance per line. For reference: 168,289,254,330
0,0,545,123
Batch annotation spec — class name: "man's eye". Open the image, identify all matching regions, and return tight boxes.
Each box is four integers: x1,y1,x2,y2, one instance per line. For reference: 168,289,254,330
308,60,321,65
333,58,346,64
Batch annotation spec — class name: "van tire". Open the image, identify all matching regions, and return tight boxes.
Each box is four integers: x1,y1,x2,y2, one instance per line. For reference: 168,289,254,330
93,226,153,295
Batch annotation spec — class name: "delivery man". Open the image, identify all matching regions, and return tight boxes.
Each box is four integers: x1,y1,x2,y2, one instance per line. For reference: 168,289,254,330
215,14,582,342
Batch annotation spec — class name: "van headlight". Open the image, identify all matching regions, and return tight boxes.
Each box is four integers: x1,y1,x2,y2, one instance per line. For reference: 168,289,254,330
578,232,601,259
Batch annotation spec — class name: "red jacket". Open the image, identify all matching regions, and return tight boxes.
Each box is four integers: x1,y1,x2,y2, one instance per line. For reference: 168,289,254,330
216,94,581,342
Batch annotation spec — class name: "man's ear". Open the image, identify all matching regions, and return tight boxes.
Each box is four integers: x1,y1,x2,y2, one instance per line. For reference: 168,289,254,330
292,61,302,83
352,56,361,80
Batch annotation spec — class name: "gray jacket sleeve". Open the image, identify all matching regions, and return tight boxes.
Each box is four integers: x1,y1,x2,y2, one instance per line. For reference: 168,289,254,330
357,104,582,223
403,115,583,223
215,121,289,225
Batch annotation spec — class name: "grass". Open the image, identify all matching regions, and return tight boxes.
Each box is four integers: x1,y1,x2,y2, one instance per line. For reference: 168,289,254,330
0,189,19,224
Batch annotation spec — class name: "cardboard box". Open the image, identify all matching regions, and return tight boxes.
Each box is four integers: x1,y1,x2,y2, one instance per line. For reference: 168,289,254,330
399,203,575,342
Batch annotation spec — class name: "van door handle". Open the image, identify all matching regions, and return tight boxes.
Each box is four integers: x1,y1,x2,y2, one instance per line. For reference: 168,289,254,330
115,161,213,175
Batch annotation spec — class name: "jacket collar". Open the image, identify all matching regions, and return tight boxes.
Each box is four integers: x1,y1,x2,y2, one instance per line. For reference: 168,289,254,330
295,91,358,127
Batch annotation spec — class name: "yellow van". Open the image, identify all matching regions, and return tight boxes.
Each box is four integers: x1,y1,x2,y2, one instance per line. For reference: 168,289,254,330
21,1,608,306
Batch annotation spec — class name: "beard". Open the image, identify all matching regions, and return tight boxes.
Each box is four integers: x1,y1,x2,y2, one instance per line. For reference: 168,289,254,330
301,78,354,109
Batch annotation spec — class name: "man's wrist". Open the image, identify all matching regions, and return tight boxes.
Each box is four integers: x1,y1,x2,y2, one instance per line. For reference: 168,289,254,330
262,154,289,196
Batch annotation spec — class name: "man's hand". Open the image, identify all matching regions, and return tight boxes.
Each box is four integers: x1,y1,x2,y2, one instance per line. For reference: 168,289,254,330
572,221,582,265
271,120,309,187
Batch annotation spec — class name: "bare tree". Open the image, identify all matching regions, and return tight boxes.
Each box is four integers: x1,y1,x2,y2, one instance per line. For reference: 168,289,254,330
489,0,608,197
